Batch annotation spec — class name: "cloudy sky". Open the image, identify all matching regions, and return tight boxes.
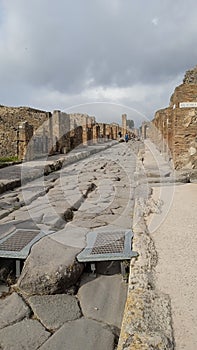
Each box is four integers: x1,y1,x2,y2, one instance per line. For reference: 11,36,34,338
0,0,197,126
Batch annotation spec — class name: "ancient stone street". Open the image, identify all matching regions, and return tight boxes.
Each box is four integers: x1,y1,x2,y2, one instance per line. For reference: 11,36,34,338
0,140,139,350
0,137,197,349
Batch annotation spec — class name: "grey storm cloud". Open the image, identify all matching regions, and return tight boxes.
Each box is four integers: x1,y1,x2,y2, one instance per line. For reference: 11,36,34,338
0,0,197,123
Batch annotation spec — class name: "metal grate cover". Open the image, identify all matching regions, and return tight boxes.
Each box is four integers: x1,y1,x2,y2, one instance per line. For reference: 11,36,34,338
0,229,50,259
91,232,124,255
77,229,138,262
0,230,39,252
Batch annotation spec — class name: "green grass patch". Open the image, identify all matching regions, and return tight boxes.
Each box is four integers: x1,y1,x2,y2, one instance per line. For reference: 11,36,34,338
0,156,19,163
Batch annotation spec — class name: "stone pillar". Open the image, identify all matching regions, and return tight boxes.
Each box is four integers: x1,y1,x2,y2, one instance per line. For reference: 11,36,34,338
51,110,71,153
122,114,127,135
82,116,88,146
111,124,118,139
102,124,106,141
48,112,54,154
98,123,106,141
92,125,100,144
87,116,95,128
106,124,112,140
17,121,34,161
52,110,61,153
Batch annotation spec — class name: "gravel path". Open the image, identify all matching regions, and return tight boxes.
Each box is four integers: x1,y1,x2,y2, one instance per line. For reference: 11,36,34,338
148,183,197,350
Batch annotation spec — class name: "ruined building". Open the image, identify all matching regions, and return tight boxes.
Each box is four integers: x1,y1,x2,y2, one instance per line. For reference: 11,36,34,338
142,65,197,169
0,106,130,161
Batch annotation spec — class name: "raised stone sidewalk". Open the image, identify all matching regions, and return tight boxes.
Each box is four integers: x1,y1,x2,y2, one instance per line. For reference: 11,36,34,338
118,140,197,349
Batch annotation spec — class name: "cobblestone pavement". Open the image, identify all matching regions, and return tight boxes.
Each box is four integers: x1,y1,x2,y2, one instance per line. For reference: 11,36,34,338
0,140,139,350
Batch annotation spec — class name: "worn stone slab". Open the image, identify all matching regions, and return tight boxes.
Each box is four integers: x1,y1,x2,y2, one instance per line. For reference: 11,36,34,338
50,223,88,249
8,208,32,222
39,318,115,350
0,318,50,350
0,292,30,329
72,218,108,229
112,215,133,229
28,294,81,331
0,222,16,239
16,236,84,295
0,283,9,297
78,275,127,329
42,213,65,229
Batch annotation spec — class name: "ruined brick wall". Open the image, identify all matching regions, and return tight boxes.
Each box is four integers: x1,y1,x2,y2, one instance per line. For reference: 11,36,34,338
170,83,197,107
51,111,70,153
183,65,197,84
172,108,197,169
151,67,197,169
0,105,49,157
0,105,123,160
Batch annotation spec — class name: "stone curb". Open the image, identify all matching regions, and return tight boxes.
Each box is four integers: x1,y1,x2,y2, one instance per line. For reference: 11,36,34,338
117,158,174,349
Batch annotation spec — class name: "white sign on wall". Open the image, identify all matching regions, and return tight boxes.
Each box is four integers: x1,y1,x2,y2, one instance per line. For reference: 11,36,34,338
179,102,197,108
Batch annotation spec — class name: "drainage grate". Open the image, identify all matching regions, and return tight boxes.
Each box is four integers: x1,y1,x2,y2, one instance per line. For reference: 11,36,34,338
77,229,138,262
0,229,51,259
0,230,39,252
91,232,124,255
0,228,54,277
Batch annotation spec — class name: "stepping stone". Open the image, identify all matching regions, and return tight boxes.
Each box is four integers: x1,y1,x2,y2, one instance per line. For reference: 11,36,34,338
17,236,84,295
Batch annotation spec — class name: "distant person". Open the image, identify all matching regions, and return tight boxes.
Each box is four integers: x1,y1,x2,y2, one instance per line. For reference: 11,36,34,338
125,133,129,143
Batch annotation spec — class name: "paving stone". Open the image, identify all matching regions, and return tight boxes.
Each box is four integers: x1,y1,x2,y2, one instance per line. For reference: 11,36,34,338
17,236,84,295
0,283,9,297
39,318,115,350
73,218,108,229
42,213,65,229
78,275,127,329
0,292,30,329
112,215,133,229
50,223,88,249
28,294,81,330
0,222,15,239
0,318,50,350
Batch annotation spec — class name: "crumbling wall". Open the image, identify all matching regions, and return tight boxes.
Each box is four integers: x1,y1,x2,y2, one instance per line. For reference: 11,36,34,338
150,66,197,170
0,106,50,158
0,105,124,160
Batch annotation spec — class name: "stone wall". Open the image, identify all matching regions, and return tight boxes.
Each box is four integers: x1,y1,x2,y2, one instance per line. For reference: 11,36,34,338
0,106,50,158
147,66,197,170
183,65,197,84
0,105,132,161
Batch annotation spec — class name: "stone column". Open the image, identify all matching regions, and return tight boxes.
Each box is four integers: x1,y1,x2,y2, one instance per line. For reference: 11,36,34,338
92,125,100,144
106,124,112,140
122,114,127,135
82,116,88,146
17,121,34,161
52,110,61,153
111,124,118,139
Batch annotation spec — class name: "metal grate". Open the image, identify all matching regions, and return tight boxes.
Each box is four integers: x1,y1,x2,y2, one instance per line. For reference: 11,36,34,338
0,228,54,277
77,229,138,262
91,232,124,255
0,230,39,252
0,228,52,260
